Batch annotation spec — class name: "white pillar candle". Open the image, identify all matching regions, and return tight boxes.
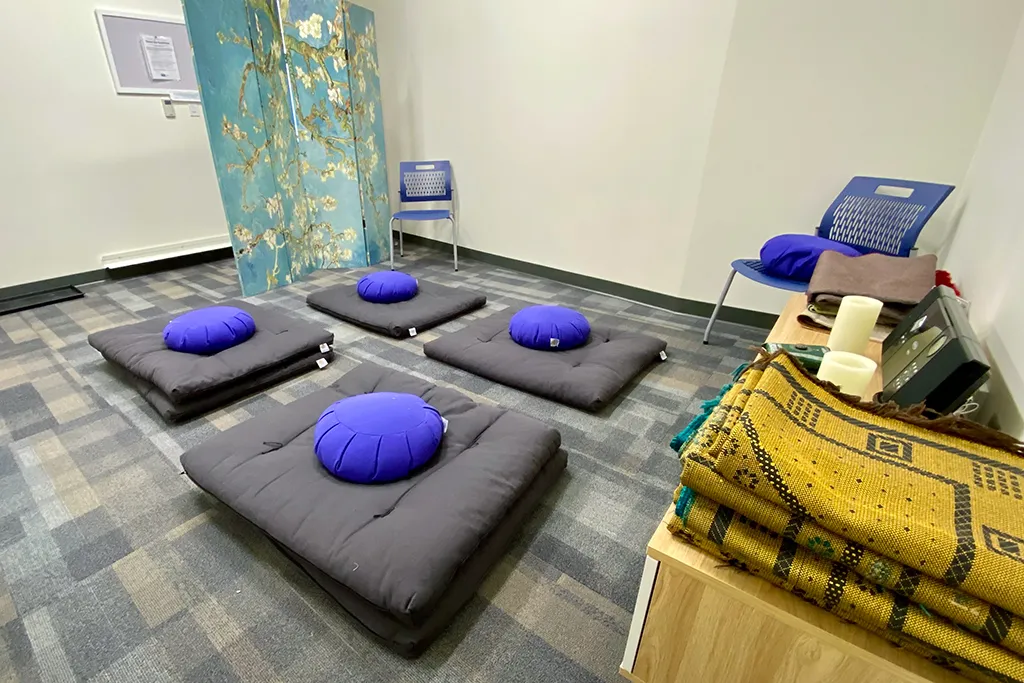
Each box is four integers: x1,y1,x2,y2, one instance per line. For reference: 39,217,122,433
827,296,883,355
817,351,878,398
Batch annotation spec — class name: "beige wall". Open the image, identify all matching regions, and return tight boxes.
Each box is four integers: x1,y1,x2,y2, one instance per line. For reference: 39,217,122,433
366,0,1022,313
942,14,1024,436
0,0,227,289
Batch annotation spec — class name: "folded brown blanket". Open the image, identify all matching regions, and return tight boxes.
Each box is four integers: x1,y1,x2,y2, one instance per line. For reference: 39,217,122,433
797,304,896,340
809,300,904,327
808,251,937,321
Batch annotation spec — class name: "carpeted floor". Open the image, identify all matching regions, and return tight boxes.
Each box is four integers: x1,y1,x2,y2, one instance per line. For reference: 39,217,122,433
0,246,764,682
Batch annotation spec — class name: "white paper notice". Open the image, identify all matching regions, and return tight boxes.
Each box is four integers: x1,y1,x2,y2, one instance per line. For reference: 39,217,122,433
168,90,201,103
141,35,180,82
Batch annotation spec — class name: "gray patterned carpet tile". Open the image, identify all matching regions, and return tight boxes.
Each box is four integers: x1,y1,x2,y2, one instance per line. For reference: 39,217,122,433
0,246,764,682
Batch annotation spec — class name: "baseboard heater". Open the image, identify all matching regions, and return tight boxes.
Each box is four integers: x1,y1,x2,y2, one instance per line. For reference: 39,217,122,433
101,236,232,270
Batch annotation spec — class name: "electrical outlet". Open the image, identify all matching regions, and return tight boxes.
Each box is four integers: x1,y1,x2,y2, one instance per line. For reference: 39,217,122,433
189,104,201,118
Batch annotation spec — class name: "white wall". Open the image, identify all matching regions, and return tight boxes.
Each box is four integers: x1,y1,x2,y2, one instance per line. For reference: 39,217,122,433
365,0,738,300
942,14,1024,436
0,0,227,289
5,0,1019,313
367,0,1022,314
683,0,1023,313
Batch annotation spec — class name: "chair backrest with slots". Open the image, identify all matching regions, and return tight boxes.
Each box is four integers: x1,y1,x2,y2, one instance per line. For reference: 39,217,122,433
399,160,453,203
818,176,954,257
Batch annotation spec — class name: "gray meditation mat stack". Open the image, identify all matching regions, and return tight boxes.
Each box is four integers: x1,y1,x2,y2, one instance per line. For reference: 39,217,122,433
306,280,486,338
423,310,667,411
88,300,334,422
181,362,566,656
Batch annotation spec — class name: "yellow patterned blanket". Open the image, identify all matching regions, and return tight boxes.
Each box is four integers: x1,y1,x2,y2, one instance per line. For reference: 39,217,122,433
670,354,1024,683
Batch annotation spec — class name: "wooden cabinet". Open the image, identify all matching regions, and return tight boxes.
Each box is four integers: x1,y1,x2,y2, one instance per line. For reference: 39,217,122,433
620,296,965,683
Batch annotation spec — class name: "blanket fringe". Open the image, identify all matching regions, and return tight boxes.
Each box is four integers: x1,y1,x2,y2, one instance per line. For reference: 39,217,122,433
750,350,1024,457
669,362,749,454
670,383,731,453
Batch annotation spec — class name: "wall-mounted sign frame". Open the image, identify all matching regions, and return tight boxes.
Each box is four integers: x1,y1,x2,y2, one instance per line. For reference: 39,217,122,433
95,9,200,99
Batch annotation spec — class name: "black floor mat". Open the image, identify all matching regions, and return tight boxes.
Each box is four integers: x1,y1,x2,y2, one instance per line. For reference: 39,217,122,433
0,286,84,316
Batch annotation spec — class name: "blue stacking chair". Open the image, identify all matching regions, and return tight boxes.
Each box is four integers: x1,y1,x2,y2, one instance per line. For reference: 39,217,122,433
390,160,458,270
703,176,954,343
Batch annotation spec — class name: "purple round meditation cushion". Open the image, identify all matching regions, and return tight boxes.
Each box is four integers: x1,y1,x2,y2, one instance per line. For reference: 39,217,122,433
509,305,591,351
162,306,256,355
759,234,861,281
314,392,444,484
357,271,418,304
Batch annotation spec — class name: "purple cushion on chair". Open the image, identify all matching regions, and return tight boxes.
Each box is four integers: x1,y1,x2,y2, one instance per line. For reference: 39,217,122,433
357,271,418,304
509,305,591,351
162,306,256,355
314,392,444,484
759,234,861,281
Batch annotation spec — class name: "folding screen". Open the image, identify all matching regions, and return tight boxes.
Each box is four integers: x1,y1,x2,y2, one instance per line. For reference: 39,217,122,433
183,0,389,295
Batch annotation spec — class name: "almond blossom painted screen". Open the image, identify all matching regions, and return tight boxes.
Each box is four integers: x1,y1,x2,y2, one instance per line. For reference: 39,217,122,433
182,0,389,296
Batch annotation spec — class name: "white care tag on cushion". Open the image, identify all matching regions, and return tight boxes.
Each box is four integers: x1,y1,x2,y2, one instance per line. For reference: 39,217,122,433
441,417,449,433
660,351,668,361
320,343,330,353
316,358,328,369
409,327,417,337
550,338,559,348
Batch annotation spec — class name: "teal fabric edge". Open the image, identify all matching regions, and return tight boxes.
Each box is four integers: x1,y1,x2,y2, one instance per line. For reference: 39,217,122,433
668,394,721,453
670,362,750,525
676,487,696,524
668,362,748,453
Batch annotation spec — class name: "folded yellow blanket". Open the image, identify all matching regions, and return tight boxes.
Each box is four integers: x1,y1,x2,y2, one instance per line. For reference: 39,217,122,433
668,352,1024,680
677,492,1024,683
681,354,1024,619
674,453,1024,657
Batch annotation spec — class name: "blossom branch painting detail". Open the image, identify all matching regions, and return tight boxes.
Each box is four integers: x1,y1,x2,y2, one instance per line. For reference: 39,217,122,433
182,0,389,296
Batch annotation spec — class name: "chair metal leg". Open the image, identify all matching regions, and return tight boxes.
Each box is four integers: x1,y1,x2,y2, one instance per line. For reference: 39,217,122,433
703,268,737,345
388,217,396,270
448,216,458,271
398,219,404,257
